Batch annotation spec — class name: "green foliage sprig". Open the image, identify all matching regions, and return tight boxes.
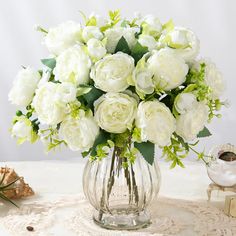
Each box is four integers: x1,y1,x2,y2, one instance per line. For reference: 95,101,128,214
0,169,20,207
100,10,121,32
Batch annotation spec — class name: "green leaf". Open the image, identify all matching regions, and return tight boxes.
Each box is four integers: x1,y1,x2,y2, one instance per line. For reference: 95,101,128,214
172,105,179,118
83,87,104,109
90,131,110,157
41,58,56,70
131,42,148,64
162,19,174,32
175,133,189,151
132,127,142,143
82,150,91,158
79,10,87,23
115,36,131,54
197,127,212,138
183,84,197,93
134,141,155,165
35,25,48,34
0,192,18,208
77,85,92,96
109,10,120,25
0,177,20,191
30,130,38,143
86,16,97,26
170,160,177,169
0,169,7,186
17,137,26,145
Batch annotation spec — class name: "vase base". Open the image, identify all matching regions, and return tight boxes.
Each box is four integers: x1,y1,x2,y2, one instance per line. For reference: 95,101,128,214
93,209,151,230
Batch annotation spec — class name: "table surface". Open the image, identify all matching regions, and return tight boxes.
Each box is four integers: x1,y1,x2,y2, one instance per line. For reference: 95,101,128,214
0,159,232,236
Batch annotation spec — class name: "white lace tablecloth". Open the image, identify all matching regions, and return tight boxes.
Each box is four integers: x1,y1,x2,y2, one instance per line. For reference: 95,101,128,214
0,160,235,236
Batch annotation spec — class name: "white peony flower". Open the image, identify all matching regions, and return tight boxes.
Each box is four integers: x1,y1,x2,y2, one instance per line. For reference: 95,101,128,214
141,15,162,38
147,49,189,91
59,113,99,151
90,52,134,92
176,102,209,141
82,26,103,43
195,59,225,99
11,117,32,141
44,21,82,55
159,27,200,61
32,82,67,125
136,100,176,146
174,92,198,114
54,82,77,104
54,45,91,85
138,34,157,51
94,92,137,133
8,67,41,107
131,56,155,97
133,68,154,95
104,27,137,53
87,38,107,61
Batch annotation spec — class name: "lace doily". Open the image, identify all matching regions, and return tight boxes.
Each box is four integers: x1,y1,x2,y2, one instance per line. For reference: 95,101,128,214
0,194,235,236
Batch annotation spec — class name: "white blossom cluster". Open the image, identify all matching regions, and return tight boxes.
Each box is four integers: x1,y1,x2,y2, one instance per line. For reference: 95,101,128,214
8,11,225,163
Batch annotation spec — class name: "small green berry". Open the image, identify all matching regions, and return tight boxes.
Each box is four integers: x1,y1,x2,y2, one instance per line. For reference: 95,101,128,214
26,112,32,118
26,105,32,110
16,110,23,116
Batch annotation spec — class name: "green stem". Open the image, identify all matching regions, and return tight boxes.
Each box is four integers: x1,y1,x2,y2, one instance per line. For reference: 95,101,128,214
126,137,139,205
189,146,211,166
98,146,116,221
130,164,139,204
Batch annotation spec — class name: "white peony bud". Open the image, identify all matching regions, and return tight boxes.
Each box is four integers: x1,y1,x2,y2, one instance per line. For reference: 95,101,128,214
159,27,200,61
138,34,157,51
174,92,198,114
8,67,41,107
141,15,162,38
87,38,107,61
12,118,32,141
44,21,82,55
82,26,103,43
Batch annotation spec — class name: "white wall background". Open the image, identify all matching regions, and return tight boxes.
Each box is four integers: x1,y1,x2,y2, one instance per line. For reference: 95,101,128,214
0,0,235,161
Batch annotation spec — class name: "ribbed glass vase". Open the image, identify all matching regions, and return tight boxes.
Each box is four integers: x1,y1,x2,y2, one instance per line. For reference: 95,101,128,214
83,147,161,230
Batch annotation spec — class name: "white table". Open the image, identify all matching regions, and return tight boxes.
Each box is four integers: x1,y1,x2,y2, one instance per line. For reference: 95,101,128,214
0,160,234,236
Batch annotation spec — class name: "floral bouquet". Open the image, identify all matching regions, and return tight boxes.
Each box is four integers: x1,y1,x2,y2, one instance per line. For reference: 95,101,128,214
9,10,225,167
8,10,226,229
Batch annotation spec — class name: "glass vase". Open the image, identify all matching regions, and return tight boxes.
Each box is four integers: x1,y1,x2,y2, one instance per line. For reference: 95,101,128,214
82,147,161,230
